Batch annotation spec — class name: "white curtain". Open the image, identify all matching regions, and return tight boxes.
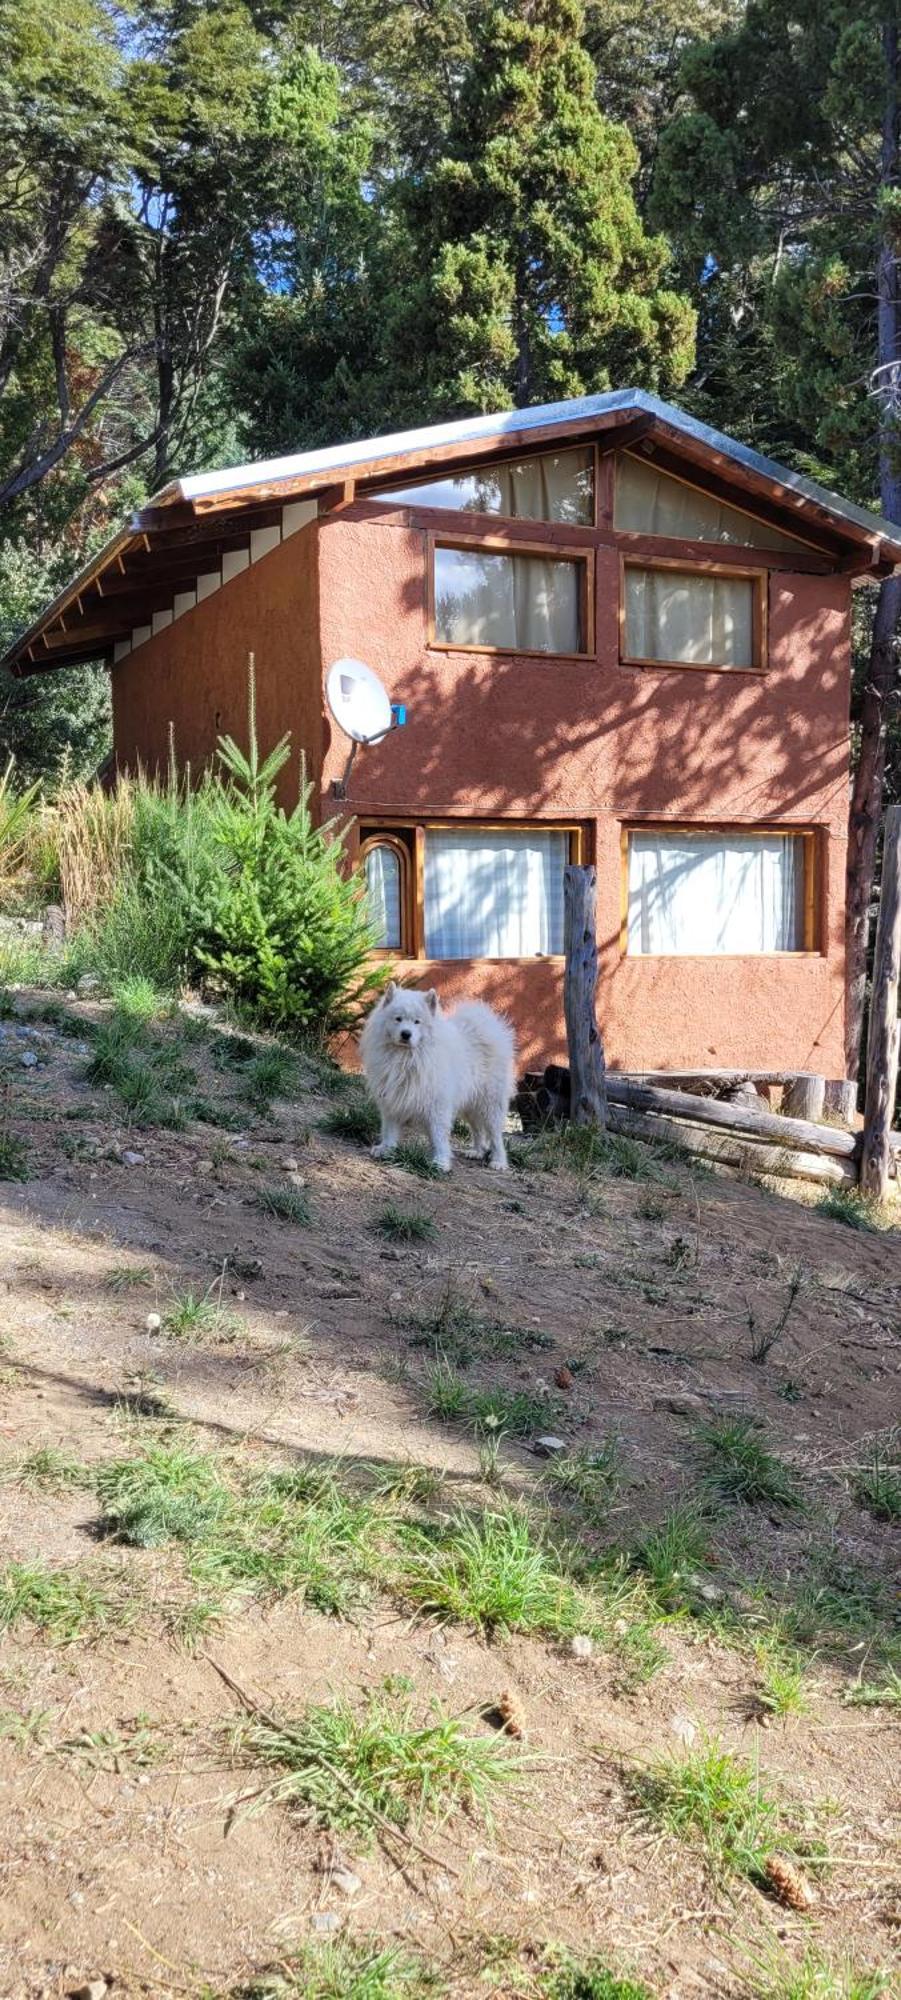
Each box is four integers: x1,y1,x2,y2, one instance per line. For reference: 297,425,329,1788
435,545,582,653
615,452,805,552
364,845,402,948
624,565,754,669
425,829,567,957
373,447,594,525
627,831,805,955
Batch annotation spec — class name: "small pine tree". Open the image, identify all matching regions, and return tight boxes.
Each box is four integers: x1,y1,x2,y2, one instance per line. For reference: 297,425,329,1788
189,668,385,1039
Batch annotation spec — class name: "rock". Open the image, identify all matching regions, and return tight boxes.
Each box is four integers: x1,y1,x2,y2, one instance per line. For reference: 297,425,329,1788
700,1582,723,1603
69,1982,110,2000
569,1634,593,1660
145,1312,162,1333
121,1150,145,1168
533,1435,567,1457
196,1158,214,1175
281,1156,299,1172
654,1393,704,1417
310,1911,341,1934
331,1866,362,1896
20,1050,38,1068
42,904,67,946
76,974,101,996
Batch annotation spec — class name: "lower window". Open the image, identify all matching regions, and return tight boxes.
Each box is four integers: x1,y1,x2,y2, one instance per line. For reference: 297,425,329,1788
626,828,811,955
360,823,577,958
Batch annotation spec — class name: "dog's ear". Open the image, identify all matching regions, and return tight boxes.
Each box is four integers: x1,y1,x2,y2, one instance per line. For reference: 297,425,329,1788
424,988,439,1014
381,979,397,1005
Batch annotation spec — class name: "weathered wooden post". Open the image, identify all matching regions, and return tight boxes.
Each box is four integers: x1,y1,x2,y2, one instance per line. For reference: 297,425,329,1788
860,805,901,1200
563,864,607,1128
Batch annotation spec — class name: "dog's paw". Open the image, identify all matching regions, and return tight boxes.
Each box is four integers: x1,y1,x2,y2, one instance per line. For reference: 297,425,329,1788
431,1157,453,1174
371,1143,396,1160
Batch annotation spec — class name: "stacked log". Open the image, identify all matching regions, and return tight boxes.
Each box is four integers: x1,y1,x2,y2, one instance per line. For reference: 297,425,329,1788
514,1064,886,1186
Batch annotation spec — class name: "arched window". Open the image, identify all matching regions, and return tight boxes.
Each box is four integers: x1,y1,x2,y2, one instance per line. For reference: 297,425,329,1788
361,837,409,951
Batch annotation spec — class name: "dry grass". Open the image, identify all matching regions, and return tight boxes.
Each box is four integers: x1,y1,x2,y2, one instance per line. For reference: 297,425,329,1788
53,778,135,929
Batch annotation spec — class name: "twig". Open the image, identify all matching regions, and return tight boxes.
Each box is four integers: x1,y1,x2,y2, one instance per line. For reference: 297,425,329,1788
203,1651,460,1878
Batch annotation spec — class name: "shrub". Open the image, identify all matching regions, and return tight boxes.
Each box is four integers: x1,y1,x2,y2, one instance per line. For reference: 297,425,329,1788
187,673,385,1038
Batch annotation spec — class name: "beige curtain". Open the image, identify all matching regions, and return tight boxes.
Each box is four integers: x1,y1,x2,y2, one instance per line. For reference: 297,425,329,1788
374,447,594,525
615,452,805,552
628,831,804,954
625,566,754,669
435,545,582,652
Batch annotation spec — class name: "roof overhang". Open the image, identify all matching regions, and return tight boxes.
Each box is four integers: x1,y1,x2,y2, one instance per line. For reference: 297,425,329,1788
7,390,901,677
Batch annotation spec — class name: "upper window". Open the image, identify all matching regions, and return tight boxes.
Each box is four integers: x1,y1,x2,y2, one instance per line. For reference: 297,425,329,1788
626,829,810,956
434,544,588,655
615,451,809,552
623,562,760,671
371,446,594,525
424,827,569,958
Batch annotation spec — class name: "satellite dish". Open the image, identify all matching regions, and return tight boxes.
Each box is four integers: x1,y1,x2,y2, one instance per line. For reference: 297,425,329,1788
326,657,393,746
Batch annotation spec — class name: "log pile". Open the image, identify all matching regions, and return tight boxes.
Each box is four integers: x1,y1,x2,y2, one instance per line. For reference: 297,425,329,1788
515,1064,894,1187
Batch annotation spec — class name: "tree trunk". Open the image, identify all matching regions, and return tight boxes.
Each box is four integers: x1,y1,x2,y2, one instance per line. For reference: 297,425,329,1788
563,864,607,1128
846,14,901,1077
860,804,901,1199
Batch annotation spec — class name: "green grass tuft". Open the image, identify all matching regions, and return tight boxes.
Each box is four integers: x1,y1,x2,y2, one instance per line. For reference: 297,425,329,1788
10,1446,91,1493
161,1281,241,1343
851,1430,900,1522
319,1093,381,1145
425,1361,559,1439
542,1441,621,1518
815,1186,890,1233
96,1446,232,1549
539,1953,655,2000
372,1204,436,1243
698,1416,801,1509
0,1562,125,1642
232,1679,519,1843
242,1046,297,1112
631,1736,814,1885
0,1128,29,1180
235,1936,440,1999
252,1184,312,1225
631,1502,712,1611
393,1141,442,1180
747,1946,893,2000
395,1506,594,1638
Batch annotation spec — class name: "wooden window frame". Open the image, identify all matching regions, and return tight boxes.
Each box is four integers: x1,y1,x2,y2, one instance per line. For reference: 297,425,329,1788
366,441,599,529
428,533,595,660
614,448,825,555
361,818,586,962
619,554,768,675
359,832,415,957
619,822,820,958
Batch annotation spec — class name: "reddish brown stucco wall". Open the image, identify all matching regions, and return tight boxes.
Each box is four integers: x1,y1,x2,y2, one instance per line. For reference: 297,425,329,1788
318,513,851,1077
112,521,323,796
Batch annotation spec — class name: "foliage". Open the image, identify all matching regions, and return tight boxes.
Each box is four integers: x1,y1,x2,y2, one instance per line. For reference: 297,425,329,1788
631,1737,812,1884
235,1937,441,2000
697,1417,801,1509
188,675,383,1037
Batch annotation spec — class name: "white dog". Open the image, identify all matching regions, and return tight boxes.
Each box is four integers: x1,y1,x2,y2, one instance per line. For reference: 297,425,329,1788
360,982,516,1172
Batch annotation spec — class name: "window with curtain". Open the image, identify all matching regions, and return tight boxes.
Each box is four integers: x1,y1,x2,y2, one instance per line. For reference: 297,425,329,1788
424,828,569,957
627,830,808,955
434,545,585,654
363,842,403,949
371,446,594,524
623,564,757,669
614,452,808,551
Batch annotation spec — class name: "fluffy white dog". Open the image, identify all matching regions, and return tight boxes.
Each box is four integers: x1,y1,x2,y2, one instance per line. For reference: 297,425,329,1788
360,981,516,1173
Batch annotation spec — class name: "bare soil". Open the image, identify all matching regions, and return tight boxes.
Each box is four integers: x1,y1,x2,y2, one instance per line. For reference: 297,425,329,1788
0,995,898,2000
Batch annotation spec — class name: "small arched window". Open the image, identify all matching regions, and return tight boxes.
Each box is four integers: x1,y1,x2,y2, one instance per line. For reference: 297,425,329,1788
361,836,409,952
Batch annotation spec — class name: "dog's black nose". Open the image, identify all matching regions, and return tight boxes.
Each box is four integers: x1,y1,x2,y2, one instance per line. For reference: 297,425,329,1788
399,1028,412,1042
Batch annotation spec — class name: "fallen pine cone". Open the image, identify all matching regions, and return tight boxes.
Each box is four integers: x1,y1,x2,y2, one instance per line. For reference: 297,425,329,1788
554,1365,574,1391
497,1688,526,1739
764,1852,814,1911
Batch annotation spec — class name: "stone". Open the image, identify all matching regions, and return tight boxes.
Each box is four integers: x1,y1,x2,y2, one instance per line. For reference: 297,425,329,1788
569,1634,593,1660
654,1393,704,1417
76,974,101,996
146,1312,162,1333
331,1866,362,1896
310,1911,341,1934
281,1156,299,1172
532,1435,567,1457
20,1050,38,1068
121,1150,145,1168
69,1983,110,2000
700,1582,723,1603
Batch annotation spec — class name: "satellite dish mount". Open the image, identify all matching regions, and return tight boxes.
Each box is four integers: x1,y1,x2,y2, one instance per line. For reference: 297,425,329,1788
325,657,406,799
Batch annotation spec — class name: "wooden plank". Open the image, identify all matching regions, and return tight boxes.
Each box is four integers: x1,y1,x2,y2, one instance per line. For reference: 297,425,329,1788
861,804,901,1199
563,865,607,1128
604,1076,858,1158
605,1102,857,1185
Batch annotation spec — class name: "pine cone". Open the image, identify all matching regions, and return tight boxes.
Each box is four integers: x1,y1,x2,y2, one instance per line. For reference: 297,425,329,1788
764,1852,814,1911
497,1688,526,1739
554,1365,574,1391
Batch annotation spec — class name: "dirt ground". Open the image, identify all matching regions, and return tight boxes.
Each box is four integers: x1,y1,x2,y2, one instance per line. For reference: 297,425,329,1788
0,993,898,2000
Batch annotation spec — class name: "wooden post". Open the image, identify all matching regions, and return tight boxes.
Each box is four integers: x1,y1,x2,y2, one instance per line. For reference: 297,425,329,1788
783,1074,826,1121
861,805,901,1200
563,864,607,1128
